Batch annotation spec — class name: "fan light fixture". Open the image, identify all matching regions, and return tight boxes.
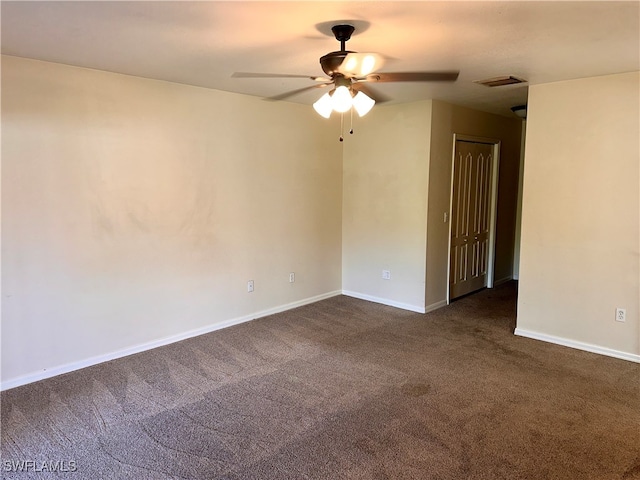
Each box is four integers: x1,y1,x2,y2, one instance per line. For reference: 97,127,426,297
331,85,353,113
511,104,527,119
352,91,375,116
313,93,333,118
313,88,375,118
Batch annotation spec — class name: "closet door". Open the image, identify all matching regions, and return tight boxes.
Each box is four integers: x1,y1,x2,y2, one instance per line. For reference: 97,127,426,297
450,140,493,299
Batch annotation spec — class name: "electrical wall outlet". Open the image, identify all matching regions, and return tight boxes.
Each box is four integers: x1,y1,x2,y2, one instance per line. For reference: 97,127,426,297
382,270,391,280
615,308,626,322
289,272,295,283
247,280,254,293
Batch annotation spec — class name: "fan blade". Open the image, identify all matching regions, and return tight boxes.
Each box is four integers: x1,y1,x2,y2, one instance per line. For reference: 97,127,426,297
352,83,391,104
364,71,460,83
266,83,331,102
337,53,385,77
232,72,329,82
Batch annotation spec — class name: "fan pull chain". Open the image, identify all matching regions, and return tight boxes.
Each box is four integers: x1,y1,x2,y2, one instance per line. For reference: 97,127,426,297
350,108,354,135
339,112,344,142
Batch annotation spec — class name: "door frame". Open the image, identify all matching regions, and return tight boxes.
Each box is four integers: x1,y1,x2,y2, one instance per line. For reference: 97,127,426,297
446,134,501,304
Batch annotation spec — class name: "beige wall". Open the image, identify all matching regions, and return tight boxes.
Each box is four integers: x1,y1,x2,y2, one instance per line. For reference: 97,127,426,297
426,101,523,307
517,72,640,358
342,101,432,312
1,56,343,386
512,124,528,280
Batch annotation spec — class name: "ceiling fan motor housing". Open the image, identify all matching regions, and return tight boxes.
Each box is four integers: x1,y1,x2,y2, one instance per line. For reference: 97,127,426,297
320,51,354,76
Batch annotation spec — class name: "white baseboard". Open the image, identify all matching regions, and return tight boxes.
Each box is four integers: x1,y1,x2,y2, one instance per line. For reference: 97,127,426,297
514,328,640,364
493,276,513,287
425,300,447,314
342,290,426,313
0,290,342,391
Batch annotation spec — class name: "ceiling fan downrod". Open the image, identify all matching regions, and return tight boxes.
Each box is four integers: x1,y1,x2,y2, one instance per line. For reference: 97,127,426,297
331,24,355,51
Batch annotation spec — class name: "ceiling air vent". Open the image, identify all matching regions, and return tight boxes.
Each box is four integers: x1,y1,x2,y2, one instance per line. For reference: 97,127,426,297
474,76,527,87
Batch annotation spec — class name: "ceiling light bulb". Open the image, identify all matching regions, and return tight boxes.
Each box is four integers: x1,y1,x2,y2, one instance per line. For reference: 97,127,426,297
352,91,375,117
313,92,332,118
331,86,353,113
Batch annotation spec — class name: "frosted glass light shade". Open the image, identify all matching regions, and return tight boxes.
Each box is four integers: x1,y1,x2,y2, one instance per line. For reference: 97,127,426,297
511,104,527,119
313,92,332,118
352,91,375,117
331,86,353,113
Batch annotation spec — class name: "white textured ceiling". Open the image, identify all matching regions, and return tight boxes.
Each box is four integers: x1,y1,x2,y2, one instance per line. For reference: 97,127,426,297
2,1,639,117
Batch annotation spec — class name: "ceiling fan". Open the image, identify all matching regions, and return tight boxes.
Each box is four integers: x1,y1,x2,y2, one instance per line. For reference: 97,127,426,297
233,24,459,136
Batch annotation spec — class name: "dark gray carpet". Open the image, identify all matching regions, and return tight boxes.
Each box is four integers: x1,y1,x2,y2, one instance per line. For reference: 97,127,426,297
2,282,639,479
